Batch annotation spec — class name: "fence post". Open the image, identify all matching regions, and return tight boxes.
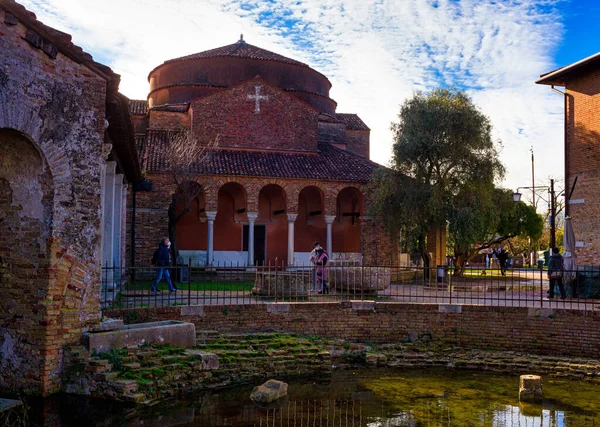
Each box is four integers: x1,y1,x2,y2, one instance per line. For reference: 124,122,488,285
188,258,192,306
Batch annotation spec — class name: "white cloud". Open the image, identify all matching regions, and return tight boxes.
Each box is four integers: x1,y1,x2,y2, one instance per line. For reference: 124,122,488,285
21,0,566,199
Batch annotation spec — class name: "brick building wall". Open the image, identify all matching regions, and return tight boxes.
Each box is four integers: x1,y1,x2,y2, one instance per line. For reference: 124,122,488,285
565,68,600,265
0,6,109,395
345,130,370,159
105,302,600,359
190,78,320,151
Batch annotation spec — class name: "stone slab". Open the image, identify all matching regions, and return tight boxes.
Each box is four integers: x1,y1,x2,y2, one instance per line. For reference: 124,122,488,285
439,304,462,314
267,303,291,314
528,308,553,318
351,301,375,311
181,305,204,316
84,320,196,353
89,318,124,332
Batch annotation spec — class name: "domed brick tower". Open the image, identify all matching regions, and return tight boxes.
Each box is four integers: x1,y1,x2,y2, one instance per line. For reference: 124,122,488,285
147,35,337,115
128,37,402,269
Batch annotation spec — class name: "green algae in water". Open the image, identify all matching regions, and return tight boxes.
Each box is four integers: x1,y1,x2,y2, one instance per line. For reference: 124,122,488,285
24,368,600,426
362,369,600,426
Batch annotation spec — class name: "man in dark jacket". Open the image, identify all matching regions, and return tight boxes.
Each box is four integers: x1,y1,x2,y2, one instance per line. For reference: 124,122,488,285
547,247,565,299
151,237,178,294
497,248,509,276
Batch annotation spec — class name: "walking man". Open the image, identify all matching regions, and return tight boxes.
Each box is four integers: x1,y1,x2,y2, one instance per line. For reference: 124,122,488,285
151,237,178,294
547,247,566,299
497,248,509,276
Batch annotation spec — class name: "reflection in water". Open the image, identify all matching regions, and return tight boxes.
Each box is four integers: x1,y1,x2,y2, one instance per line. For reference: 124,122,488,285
22,369,600,426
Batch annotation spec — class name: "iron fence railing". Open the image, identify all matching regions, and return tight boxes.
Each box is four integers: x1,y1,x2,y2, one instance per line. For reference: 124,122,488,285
100,262,600,311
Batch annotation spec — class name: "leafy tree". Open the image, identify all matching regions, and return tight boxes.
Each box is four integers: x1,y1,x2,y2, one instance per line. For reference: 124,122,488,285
450,188,543,274
371,89,542,274
166,130,218,264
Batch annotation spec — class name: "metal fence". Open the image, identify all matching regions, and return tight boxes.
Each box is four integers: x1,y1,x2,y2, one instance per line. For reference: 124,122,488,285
100,262,600,311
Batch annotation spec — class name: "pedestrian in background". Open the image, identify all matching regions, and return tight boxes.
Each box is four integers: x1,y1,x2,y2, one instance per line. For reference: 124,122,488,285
150,237,178,294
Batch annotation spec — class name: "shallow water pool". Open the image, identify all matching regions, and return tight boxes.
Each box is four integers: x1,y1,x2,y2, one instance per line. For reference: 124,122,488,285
21,368,600,426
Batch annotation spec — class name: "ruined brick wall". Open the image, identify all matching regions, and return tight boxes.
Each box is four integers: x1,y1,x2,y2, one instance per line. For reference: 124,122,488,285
0,9,107,395
190,78,320,152
565,69,600,265
106,303,600,359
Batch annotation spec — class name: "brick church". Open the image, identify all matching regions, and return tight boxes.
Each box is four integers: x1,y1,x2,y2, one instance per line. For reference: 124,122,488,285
129,36,400,267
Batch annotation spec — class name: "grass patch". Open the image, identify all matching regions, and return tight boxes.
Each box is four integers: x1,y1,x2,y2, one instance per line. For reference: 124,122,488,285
121,280,255,293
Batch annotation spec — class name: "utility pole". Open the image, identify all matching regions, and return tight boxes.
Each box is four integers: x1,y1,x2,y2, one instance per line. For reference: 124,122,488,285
531,146,535,209
550,178,556,249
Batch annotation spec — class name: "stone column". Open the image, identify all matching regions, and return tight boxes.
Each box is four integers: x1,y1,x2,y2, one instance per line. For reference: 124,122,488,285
121,183,128,270
325,215,336,256
206,211,217,266
287,214,298,266
112,174,124,269
101,161,117,269
247,212,258,266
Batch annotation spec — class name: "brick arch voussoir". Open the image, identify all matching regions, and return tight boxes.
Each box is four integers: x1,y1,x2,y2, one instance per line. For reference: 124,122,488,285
255,179,290,212
0,105,70,199
332,184,366,216
294,181,328,214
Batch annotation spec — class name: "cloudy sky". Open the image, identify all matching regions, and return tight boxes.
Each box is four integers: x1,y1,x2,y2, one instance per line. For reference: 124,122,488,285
19,0,600,207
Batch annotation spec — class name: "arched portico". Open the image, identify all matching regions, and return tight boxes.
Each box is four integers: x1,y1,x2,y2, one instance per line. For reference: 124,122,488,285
332,187,363,261
294,186,326,265
257,184,287,265
175,182,207,264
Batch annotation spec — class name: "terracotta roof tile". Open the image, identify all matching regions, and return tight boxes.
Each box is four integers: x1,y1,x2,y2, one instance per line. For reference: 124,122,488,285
164,40,309,68
336,114,370,131
129,99,148,115
140,130,378,182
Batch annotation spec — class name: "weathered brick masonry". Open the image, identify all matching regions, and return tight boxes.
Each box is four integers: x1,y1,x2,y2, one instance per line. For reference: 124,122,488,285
0,2,139,395
105,303,600,359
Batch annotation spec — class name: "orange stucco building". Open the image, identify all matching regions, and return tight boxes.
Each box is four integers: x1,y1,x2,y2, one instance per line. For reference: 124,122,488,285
129,37,400,267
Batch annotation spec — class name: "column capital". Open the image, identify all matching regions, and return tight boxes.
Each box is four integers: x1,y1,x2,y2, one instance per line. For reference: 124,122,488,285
287,213,298,223
206,211,217,221
324,215,336,224
247,212,259,223
105,160,117,175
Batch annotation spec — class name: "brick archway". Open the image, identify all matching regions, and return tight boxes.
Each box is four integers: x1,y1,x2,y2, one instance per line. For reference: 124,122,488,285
333,187,364,254
295,186,326,254
258,184,288,264
0,128,54,393
215,182,247,252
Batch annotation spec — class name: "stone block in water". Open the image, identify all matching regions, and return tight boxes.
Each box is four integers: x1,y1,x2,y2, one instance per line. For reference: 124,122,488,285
250,379,288,403
519,374,543,402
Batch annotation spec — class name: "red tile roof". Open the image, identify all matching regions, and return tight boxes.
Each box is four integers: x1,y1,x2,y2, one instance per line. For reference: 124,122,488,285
129,99,148,115
139,130,378,182
163,39,309,68
336,114,370,131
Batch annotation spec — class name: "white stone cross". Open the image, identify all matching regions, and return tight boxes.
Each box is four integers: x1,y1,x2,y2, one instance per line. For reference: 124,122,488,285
247,85,269,113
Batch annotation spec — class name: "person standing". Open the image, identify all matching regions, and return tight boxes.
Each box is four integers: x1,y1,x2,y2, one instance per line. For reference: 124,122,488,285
315,247,329,294
547,247,566,299
308,241,321,292
151,237,178,294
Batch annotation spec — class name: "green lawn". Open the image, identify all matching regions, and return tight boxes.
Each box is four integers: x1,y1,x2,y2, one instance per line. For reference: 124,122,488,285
122,280,255,293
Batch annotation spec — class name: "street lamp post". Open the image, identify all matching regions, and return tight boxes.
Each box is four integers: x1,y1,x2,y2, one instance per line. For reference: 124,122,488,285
513,178,556,249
